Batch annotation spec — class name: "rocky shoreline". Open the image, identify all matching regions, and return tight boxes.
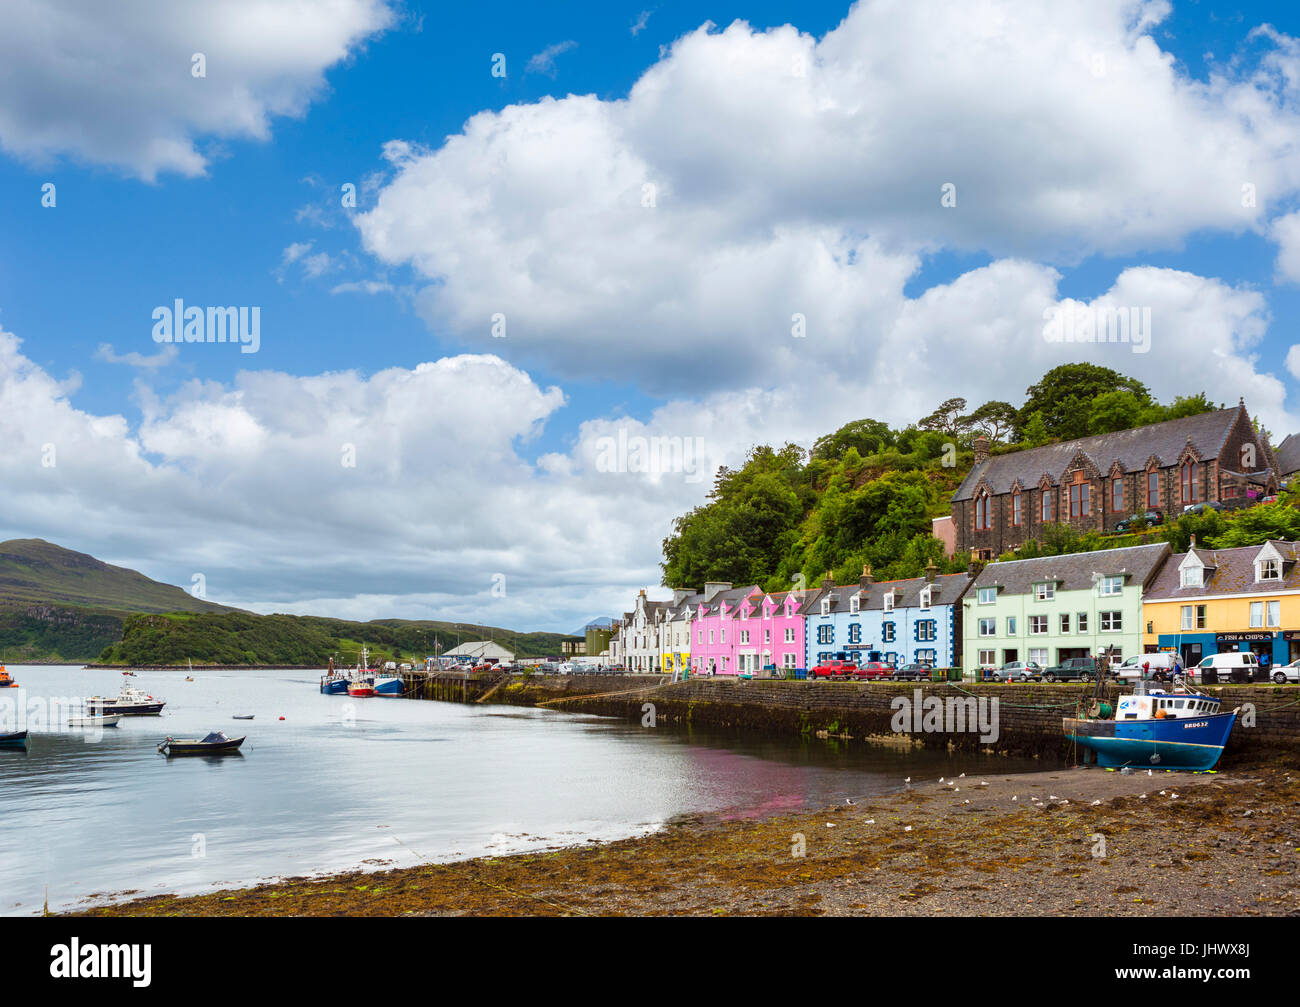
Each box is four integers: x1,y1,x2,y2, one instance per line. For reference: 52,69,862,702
68,761,1300,917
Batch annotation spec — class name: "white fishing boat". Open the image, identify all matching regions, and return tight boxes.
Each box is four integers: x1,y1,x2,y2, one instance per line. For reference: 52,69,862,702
87,684,166,716
69,713,120,728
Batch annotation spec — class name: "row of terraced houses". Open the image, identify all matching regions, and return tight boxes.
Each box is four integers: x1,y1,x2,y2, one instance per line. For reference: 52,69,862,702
609,401,1300,677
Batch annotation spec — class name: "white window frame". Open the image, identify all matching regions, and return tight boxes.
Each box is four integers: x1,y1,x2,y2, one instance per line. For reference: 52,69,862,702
1029,615,1048,635
978,587,996,605
1267,600,1281,628
1034,583,1055,601
883,591,895,613
1250,601,1263,629
1076,612,1088,633
849,595,860,614
1258,558,1281,582
1100,610,1122,632
978,618,996,637
978,649,996,667
784,627,795,643
1099,575,1122,596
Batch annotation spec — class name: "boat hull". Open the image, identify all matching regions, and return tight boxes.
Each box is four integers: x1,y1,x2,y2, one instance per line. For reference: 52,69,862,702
372,676,404,696
320,678,349,695
159,736,245,756
346,686,375,697
0,730,28,750
1064,711,1237,770
87,700,165,716
70,714,120,728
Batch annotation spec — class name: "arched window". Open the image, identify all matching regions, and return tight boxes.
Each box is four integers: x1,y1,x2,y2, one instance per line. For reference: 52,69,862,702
1069,471,1090,517
1011,489,1022,526
975,491,992,531
1181,460,1199,504
1041,486,1053,522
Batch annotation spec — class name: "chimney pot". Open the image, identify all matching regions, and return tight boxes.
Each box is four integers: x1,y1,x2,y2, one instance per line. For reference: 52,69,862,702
973,435,990,465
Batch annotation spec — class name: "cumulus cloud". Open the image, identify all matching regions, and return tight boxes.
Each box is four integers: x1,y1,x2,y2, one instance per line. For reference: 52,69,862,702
0,0,396,180
356,0,1300,398
526,40,578,78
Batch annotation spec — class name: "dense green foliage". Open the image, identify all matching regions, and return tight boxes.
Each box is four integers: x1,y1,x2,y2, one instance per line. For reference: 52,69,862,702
662,365,1237,590
97,612,576,666
0,604,124,662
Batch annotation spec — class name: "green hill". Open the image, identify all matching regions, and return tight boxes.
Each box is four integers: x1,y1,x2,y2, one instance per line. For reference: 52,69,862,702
0,539,236,614
97,612,578,666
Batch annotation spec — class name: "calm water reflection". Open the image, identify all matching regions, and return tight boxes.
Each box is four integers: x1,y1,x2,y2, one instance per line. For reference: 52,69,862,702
0,666,1054,915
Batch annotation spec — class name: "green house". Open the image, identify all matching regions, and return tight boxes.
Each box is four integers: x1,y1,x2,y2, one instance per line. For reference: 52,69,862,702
961,543,1170,675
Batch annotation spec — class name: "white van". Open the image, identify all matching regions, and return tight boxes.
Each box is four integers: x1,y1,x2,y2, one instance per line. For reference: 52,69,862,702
1196,651,1260,682
1115,652,1185,682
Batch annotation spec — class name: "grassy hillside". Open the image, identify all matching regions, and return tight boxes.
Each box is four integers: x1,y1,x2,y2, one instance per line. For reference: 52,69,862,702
0,605,125,663
97,612,579,666
0,539,236,614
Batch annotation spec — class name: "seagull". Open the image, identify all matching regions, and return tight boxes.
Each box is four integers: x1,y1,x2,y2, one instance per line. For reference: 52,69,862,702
826,822,836,827
1050,795,1058,801
939,777,945,783
953,788,960,793
1091,799,1102,806
1159,789,1167,796
946,780,955,787
1147,769,1153,777
963,799,971,805
958,773,966,778
1012,795,1018,802
864,819,875,825
904,825,913,832
1169,793,1179,800
845,798,855,806
979,781,989,787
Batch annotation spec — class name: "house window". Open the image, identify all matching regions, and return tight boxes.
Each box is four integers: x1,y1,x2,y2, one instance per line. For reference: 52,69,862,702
1041,489,1053,522
720,628,726,643
709,630,714,644
916,648,937,664
782,653,796,668
1034,583,1055,601
1099,576,1122,596
1069,472,1090,517
740,630,749,645
1028,648,1048,665
784,627,794,643
1100,611,1122,632
1012,490,1022,526
917,620,937,642
919,586,932,609
1258,558,1281,581
1180,566,1202,588
979,618,996,637
849,595,860,614
1111,477,1123,512
764,629,771,644
1147,470,1159,508
1267,600,1281,628
1181,605,1207,631
848,623,862,644
1029,615,1047,635
1077,612,1088,633
821,598,830,616
883,592,895,613
817,625,833,645
978,587,996,605
1007,616,1016,635
698,629,703,645
1060,613,1070,633
882,621,896,642
1181,460,1199,505
978,649,997,666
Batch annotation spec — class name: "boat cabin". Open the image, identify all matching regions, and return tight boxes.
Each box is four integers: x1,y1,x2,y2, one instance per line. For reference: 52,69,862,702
1115,689,1222,721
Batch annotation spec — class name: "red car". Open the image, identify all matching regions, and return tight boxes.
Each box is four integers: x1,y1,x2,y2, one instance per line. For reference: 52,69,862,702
853,661,893,681
809,659,857,679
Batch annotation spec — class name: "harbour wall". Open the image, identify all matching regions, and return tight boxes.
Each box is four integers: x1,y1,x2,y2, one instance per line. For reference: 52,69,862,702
409,674,1300,765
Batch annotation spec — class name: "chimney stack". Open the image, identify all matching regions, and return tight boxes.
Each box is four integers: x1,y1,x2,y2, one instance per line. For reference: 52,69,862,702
859,564,874,590
967,559,984,578
821,571,834,589
703,581,732,602
973,435,990,466
925,561,938,583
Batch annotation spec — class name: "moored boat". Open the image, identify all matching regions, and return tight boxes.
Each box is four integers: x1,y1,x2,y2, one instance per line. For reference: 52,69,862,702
346,679,376,697
372,674,404,697
0,665,17,688
0,730,28,750
1064,680,1238,771
69,714,120,728
158,731,245,756
87,685,166,716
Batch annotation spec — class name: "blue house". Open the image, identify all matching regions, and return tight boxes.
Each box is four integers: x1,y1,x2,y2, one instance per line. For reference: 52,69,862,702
803,567,973,669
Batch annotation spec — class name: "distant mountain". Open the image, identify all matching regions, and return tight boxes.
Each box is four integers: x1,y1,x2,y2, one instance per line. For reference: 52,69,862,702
0,539,237,614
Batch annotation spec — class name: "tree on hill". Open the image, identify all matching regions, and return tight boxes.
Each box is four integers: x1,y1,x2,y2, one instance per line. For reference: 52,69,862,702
966,400,1017,443
1019,364,1151,441
810,418,893,462
919,397,970,440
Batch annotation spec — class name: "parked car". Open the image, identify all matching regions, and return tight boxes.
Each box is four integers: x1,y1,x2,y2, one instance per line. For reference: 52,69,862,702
1114,510,1164,533
1261,494,1280,504
1182,501,1223,515
1114,652,1186,682
1041,657,1097,682
556,662,576,675
853,661,894,681
993,661,1042,682
1272,658,1300,684
1196,651,1259,682
892,662,934,681
809,659,857,679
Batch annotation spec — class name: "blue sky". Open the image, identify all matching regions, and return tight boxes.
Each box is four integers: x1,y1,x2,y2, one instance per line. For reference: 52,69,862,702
2,1,1300,630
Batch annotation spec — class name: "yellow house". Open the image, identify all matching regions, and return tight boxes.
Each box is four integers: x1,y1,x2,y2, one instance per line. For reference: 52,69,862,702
1142,539,1300,671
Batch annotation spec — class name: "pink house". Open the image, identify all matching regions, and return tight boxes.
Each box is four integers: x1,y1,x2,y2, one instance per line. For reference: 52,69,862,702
689,582,809,676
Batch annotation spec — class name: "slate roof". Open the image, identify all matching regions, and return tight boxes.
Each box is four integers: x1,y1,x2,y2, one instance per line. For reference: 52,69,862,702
951,407,1243,501
1275,434,1300,478
1144,540,1300,599
805,573,974,615
970,543,1170,597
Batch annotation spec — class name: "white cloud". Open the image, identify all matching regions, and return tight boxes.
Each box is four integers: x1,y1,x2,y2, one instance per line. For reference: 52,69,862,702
95,343,179,370
0,0,396,180
1273,210,1300,284
356,0,1300,396
526,40,578,78
631,11,653,37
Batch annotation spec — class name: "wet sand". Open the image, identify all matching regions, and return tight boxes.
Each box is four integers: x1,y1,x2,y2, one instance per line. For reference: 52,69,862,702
66,760,1300,917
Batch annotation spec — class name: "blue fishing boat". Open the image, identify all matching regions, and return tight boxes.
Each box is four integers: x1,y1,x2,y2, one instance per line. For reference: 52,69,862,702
372,674,404,697
1064,681,1238,770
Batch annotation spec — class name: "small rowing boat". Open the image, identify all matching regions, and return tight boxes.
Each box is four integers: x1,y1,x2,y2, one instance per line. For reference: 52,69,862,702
0,730,28,750
69,714,120,728
158,732,245,756
232,714,254,720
